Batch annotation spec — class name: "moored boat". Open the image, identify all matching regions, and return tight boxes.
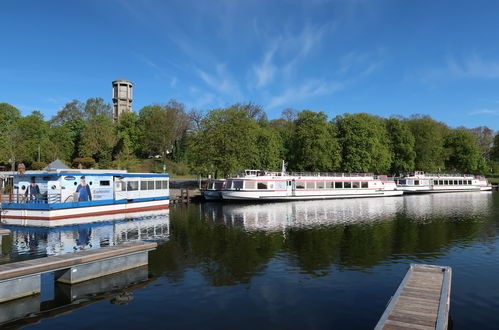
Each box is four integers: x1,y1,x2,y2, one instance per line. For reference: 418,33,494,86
395,171,492,193
202,179,226,200
222,170,402,201
1,169,169,227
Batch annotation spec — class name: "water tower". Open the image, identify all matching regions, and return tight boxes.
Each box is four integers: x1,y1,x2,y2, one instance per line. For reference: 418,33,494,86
112,79,133,121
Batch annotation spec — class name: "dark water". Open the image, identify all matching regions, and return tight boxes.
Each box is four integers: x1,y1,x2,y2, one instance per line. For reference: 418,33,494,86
1,192,499,329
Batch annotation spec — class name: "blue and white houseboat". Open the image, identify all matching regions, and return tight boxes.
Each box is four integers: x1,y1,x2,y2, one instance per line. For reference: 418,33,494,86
0,169,169,227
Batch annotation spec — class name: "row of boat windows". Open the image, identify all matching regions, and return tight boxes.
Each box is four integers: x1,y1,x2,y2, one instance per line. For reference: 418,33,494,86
119,180,169,191
226,180,370,190
397,179,474,186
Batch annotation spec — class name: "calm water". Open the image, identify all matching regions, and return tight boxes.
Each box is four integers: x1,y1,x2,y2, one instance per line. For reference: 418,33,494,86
1,192,499,329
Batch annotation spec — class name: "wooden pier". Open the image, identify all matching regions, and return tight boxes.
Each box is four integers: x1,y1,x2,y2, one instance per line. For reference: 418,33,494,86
0,241,157,302
375,264,452,330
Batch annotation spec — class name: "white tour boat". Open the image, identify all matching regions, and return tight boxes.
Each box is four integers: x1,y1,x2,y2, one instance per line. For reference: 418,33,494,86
222,169,402,201
202,179,226,200
395,171,492,193
1,169,169,227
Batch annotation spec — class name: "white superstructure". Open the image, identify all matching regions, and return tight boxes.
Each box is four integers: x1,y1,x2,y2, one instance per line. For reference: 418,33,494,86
395,171,491,193
222,170,402,201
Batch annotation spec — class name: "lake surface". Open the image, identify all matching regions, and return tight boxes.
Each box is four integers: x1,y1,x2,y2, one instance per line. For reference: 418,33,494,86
1,192,498,329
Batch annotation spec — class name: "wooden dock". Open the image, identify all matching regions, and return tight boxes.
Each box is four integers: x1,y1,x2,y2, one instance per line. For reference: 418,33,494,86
375,264,452,330
0,241,157,302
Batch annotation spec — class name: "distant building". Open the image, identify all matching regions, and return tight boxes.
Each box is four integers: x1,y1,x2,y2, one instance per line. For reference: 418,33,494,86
112,79,133,121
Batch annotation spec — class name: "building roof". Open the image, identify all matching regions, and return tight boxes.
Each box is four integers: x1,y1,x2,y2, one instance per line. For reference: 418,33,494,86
43,159,70,170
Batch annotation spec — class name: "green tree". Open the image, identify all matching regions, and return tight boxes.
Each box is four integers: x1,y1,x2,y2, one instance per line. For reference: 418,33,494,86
187,106,261,176
406,116,447,172
491,132,499,163
79,114,116,166
445,129,485,173
385,118,416,174
15,111,51,166
0,103,22,167
334,113,391,173
289,110,340,172
139,100,190,159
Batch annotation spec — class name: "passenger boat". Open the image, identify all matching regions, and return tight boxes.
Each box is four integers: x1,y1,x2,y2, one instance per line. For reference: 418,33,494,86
202,179,225,200
395,171,492,193
222,170,403,201
0,169,169,227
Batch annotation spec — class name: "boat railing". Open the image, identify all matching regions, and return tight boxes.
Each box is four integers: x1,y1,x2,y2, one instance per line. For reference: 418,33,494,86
407,173,476,178
5,193,62,204
288,172,374,178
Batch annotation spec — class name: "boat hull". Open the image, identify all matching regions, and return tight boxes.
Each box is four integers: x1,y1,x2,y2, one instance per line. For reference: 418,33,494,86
222,190,403,201
202,190,223,200
0,199,169,227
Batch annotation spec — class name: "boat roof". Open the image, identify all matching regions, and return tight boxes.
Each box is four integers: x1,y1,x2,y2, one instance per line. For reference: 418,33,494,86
12,169,169,178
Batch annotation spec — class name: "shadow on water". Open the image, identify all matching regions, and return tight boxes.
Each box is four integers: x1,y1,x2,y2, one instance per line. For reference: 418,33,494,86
1,192,499,329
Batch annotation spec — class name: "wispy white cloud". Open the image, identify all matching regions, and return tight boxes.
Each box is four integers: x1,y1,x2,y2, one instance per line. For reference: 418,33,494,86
170,77,178,88
417,53,499,83
252,43,278,88
469,108,499,115
267,79,344,109
197,64,242,98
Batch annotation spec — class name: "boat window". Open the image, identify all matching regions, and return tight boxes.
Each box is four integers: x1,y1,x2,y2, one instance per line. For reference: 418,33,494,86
208,182,214,189
147,181,154,190
162,181,169,189
257,181,267,189
275,181,285,190
335,181,343,189
100,180,110,186
458,180,462,185
444,180,448,185
398,179,406,185
127,181,138,191
326,181,334,188
414,180,419,185
352,182,360,189
306,181,315,189
317,181,325,189
468,180,472,185
233,180,244,189
361,182,368,188
454,180,458,185
344,182,352,189
245,181,256,189
296,181,305,189
214,182,223,190
155,181,162,189
141,181,148,190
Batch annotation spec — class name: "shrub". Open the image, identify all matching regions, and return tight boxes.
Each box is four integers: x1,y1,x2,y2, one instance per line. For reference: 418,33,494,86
72,157,96,169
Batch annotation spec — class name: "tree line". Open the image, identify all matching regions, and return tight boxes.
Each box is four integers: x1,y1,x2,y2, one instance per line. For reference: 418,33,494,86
1,100,498,176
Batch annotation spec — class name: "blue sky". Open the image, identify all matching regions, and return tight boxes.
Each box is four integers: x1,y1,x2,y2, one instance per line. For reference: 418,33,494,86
1,0,499,129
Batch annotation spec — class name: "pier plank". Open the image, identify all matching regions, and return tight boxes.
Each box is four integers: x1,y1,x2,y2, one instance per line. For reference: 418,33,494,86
0,241,157,281
375,264,452,330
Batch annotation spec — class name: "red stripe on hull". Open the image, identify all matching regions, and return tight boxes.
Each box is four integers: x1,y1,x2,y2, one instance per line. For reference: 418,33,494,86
1,204,169,221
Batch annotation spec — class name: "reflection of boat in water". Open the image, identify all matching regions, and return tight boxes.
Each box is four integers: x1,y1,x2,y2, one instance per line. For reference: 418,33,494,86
403,192,493,219
203,191,493,232
205,197,404,232
3,214,169,258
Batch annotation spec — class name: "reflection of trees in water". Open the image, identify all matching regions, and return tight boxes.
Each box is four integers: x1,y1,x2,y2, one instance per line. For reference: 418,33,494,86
151,195,495,286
